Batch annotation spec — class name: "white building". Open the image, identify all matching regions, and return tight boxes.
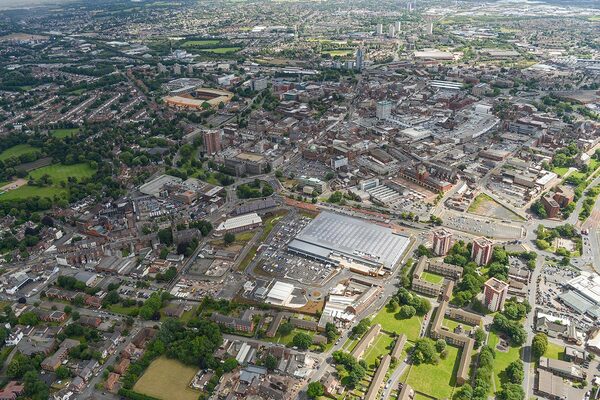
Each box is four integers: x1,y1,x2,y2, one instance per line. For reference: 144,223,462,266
265,281,295,306
376,100,392,119
215,213,262,235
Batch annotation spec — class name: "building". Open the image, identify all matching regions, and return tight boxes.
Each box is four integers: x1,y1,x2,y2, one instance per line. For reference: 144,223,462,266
210,312,255,333
432,229,452,256
251,78,268,92
430,288,474,385
41,338,80,371
376,23,383,35
538,357,586,382
355,48,364,71
541,193,561,218
351,324,381,359
483,277,509,312
471,237,493,266
287,211,410,273
0,381,24,400
376,100,392,119
391,334,407,361
265,281,295,306
364,354,391,400
203,130,222,155
215,213,262,234
536,369,567,400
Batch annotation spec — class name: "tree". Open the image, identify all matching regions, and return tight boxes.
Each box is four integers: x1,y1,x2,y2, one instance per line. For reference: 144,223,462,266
497,383,525,400
531,333,548,359
18,312,39,326
351,319,370,336
435,339,446,353
453,383,473,400
307,381,325,399
474,327,486,349
157,228,173,245
223,232,235,245
292,332,313,350
398,305,416,319
222,358,238,372
278,322,293,336
264,354,277,370
56,365,71,379
416,244,431,257
410,338,439,365
325,322,339,342
23,370,49,400
504,359,524,384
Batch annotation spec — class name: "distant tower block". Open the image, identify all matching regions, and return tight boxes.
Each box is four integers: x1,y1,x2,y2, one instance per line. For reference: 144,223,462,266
355,47,365,71
376,100,392,120
376,23,383,35
471,237,494,266
203,129,222,156
394,21,401,34
388,24,395,37
432,229,453,256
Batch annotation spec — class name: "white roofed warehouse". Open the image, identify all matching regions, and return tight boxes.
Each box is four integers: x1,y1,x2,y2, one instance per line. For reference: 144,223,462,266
215,213,262,235
287,211,410,275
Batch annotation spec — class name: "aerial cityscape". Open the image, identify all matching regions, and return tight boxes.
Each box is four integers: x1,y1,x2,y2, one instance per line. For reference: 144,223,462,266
0,0,598,399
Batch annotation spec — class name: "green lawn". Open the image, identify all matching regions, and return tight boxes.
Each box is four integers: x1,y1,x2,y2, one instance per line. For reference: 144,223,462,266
552,166,570,177
321,49,354,56
181,39,220,47
421,271,444,285
260,210,288,241
544,342,565,360
50,128,79,138
363,333,394,368
108,304,139,316
263,328,315,346
29,163,96,183
0,185,66,201
201,47,241,54
443,317,474,331
134,356,200,400
237,245,258,272
403,345,461,399
0,144,40,161
342,337,358,352
489,331,522,390
371,307,422,341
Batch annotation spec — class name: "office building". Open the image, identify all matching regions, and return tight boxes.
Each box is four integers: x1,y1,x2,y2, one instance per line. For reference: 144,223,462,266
376,100,392,119
203,129,222,155
388,24,395,37
471,237,493,266
355,47,364,71
483,277,509,312
433,229,452,256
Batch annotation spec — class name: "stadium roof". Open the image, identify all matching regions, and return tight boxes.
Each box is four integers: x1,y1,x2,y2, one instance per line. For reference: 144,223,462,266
288,211,409,270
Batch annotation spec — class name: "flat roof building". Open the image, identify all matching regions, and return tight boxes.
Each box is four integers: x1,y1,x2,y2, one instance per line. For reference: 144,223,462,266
483,277,509,312
216,213,262,234
288,211,410,272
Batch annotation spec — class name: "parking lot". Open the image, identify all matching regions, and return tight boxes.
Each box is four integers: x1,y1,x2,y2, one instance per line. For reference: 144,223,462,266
441,210,523,239
536,265,595,333
252,214,339,286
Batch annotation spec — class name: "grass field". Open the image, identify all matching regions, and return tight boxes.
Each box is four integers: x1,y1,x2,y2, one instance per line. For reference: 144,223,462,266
371,307,422,341
201,47,241,54
263,327,315,346
134,356,200,400
321,49,354,56
403,345,461,399
260,210,288,241
0,144,40,161
108,304,139,316
489,331,521,390
544,342,565,360
181,39,220,47
363,333,394,368
0,186,66,201
421,271,444,284
29,163,96,183
552,166,570,177
50,128,79,138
